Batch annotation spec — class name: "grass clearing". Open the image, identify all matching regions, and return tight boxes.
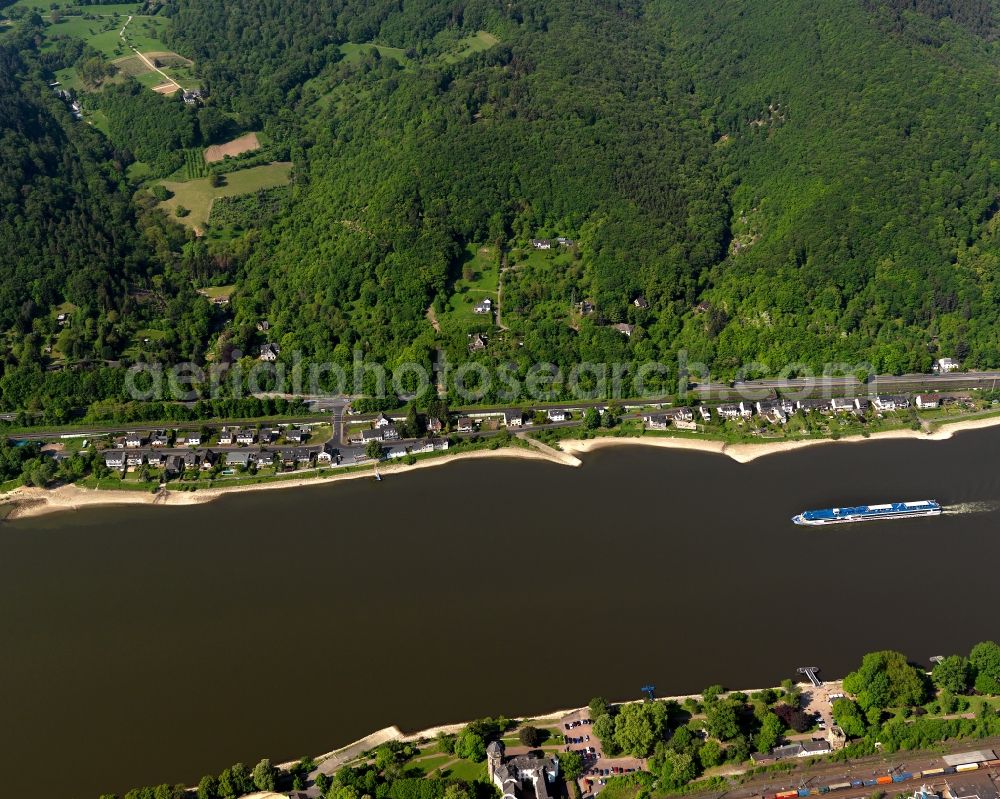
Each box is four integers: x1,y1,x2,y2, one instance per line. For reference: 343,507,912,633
196,284,235,301
156,162,293,231
438,243,499,329
440,30,499,63
339,41,410,67
439,760,486,781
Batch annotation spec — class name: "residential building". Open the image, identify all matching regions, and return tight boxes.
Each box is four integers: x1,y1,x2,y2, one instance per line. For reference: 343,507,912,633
183,451,200,469
164,455,185,476
934,357,960,374
546,408,567,422
474,298,493,315
382,425,401,441
796,398,830,413
433,439,450,451
218,428,234,445
259,343,280,362
150,432,169,447
374,413,394,428
916,394,940,409
531,239,552,250
387,445,409,459
235,429,257,445
830,397,859,412
872,395,910,412
259,428,276,443
633,295,649,309
612,322,635,337
124,432,145,448
103,450,126,469
698,405,711,421
426,416,444,433
200,450,217,470
285,427,308,443
411,440,435,455
503,410,523,427
643,414,669,430
361,429,384,443
146,451,165,468
256,319,270,332
179,432,201,446
671,407,695,422
738,401,754,418
457,416,474,433
182,88,203,105
675,419,697,431
716,403,741,420
126,451,144,467
468,333,488,352
226,450,253,468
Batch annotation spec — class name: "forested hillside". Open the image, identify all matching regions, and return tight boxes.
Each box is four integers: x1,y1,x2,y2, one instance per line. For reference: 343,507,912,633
4,0,1000,414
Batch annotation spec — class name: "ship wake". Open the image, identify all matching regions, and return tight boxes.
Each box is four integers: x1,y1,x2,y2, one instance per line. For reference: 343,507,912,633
943,501,1000,515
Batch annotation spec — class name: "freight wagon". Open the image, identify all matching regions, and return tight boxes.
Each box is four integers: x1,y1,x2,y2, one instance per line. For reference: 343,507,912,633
956,763,980,772
920,768,945,777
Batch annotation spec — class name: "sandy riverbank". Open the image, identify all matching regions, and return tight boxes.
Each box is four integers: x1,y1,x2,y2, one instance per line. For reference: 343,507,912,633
561,412,1000,464
0,445,571,522
4,413,999,521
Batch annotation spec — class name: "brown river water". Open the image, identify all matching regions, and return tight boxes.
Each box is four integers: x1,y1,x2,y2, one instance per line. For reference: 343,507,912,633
3,432,1000,798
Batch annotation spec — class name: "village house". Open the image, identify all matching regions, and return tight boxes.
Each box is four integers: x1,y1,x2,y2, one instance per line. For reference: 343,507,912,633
179,432,201,446
411,440,435,455
531,239,552,250
426,416,444,433
126,451,145,467
164,455,185,476
56,312,70,326
468,333,488,352
316,447,334,465
150,432,169,447
556,236,574,246
487,741,559,799
612,322,635,337
124,432,145,448
671,407,695,422
830,397,860,413
145,451,165,468
474,298,493,315
285,427,309,443
283,448,313,466
198,450,216,470
182,88,203,105
218,428,234,445
576,300,595,316
382,425,401,441
103,450,126,470
934,357,960,374
503,410,524,427
546,408,567,422
916,394,940,409
643,414,669,430
796,398,830,413
716,403,741,420
457,416,474,433
235,429,257,445
183,451,200,469
387,445,409,459
225,450,254,468
259,343,280,362
256,320,270,332
433,439,449,451
361,428,384,443
698,405,711,421
374,413,394,428
872,394,910,412
756,400,787,424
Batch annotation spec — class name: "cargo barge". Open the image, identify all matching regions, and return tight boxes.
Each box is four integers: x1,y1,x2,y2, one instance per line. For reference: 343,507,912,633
792,500,941,526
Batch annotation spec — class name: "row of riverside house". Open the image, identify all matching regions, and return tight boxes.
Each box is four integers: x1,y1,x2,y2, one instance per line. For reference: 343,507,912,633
643,393,958,431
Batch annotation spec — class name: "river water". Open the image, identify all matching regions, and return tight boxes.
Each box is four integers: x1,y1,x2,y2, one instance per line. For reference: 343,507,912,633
4,431,1000,798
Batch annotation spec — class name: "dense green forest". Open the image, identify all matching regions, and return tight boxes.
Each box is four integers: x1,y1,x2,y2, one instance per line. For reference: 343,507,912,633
5,0,1000,413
